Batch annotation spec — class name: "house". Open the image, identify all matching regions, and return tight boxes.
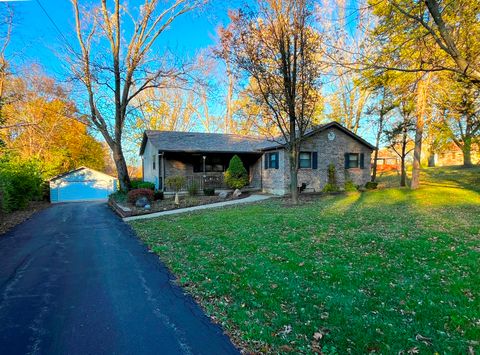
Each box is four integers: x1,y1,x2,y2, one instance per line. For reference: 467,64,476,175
373,148,401,172
50,167,118,203
434,142,479,166
139,121,375,195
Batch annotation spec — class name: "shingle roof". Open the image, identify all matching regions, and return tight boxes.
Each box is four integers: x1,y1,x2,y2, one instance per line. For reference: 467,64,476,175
140,130,273,155
139,122,375,155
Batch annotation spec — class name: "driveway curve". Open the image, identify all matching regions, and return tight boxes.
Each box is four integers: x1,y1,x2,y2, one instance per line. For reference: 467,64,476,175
0,202,238,355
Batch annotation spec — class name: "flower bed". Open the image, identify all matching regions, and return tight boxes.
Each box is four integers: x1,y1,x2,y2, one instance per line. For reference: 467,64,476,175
109,192,249,218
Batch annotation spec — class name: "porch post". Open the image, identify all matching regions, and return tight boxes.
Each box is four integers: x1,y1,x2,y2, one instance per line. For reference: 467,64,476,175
161,152,165,192
202,155,206,178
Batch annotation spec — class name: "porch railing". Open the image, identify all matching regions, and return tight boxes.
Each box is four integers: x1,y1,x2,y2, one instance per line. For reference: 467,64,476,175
164,174,227,192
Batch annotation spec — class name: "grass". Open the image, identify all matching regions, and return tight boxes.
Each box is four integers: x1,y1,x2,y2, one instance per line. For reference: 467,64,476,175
130,166,480,354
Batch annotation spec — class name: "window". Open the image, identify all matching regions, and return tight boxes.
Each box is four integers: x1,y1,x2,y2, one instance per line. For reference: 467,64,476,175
299,152,312,169
265,152,279,169
345,153,364,169
348,153,359,168
152,155,156,170
193,156,225,173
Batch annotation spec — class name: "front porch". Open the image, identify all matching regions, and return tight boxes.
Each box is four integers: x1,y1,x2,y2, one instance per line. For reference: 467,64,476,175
158,151,262,192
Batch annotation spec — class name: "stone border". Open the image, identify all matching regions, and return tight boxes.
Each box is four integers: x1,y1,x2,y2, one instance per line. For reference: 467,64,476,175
123,194,273,222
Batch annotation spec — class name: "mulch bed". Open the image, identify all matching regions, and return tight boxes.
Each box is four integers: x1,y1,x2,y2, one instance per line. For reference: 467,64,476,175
0,201,50,235
110,193,251,218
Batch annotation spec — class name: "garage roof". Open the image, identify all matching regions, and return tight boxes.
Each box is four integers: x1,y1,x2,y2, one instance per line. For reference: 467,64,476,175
49,167,116,182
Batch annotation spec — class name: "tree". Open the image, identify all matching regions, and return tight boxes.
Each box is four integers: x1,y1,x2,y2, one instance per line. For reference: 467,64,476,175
320,0,374,134
431,75,480,167
70,0,199,190
1,71,107,177
384,100,416,187
221,0,322,204
410,72,433,189
0,4,14,143
369,0,480,87
364,73,396,182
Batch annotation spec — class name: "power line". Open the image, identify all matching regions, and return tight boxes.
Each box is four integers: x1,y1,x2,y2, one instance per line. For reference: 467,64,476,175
34,0,75,52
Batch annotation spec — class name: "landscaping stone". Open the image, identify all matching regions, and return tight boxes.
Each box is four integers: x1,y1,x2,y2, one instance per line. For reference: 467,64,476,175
233,189,242,198
144,204,151,210
135,196,149,208
218,191,229,199
118,204,132,212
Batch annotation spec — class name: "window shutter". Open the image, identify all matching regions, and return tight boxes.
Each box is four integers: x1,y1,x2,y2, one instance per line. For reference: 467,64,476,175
312,152,318,169
264,154,269,170
275,152,279,169
360,153,365,169
344,153,349,169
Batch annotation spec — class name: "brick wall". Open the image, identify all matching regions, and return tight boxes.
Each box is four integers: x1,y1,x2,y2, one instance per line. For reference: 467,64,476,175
262,127,373,194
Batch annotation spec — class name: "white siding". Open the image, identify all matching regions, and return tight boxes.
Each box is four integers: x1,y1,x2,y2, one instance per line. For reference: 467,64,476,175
142,140,160,189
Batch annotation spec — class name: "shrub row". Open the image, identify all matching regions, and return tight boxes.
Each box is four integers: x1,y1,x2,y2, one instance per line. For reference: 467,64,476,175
130,179,155,190
0,159,44,213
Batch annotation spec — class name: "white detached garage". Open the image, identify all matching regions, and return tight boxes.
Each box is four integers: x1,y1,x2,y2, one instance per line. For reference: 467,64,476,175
50,167,118,203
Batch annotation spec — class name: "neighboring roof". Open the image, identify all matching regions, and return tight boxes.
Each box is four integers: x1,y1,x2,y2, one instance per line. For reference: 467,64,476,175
49,166,116,182
140,130,272,155
140,121,376,155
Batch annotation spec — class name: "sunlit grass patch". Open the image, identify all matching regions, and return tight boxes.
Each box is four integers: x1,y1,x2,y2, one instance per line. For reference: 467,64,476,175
131,167,480,353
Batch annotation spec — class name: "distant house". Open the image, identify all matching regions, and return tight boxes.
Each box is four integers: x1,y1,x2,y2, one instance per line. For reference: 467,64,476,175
435,142,480,166
373,148,401,172
139,121,375,195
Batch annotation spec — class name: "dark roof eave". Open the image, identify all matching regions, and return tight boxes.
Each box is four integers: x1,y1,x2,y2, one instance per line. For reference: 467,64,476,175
158,149,264,154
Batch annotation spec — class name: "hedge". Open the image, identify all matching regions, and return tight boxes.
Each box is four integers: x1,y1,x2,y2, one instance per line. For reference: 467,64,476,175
0,159,44,213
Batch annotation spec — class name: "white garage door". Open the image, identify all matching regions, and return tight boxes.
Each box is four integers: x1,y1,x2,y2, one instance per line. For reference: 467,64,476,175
56,180,114,202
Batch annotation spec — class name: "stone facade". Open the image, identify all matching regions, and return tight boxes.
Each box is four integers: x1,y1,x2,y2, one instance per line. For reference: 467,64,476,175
261,149,288,195
262,126,373,195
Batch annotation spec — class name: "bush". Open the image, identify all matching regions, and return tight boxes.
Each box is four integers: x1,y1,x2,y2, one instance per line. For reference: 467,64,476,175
203,188,215,196
322,164,339,193
0,159,43,213
224,155,249,189
322,183,339,193
131,179,155,190
344,180,358,192
365,181,378,190
165,176,185,192
127,188,154,203
188,182,199,196
110,191,127,203
154,191,164,201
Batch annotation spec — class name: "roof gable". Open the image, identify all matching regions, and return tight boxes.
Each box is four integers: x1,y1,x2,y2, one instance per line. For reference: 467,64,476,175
49,167,116,182
261,122,376,151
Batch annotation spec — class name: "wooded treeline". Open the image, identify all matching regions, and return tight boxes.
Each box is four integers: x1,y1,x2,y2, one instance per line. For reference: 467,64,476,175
1,0,479,204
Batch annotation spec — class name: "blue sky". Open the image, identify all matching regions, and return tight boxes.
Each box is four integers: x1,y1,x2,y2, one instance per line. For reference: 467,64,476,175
7,0,236,78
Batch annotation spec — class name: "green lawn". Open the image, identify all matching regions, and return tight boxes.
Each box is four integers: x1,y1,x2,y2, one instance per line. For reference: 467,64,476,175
131,166,480,354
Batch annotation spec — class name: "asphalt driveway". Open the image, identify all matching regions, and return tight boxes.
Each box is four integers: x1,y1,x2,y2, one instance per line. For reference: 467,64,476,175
0,202,239,355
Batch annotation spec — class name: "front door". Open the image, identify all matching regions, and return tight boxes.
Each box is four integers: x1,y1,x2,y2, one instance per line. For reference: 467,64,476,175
158,154,163,190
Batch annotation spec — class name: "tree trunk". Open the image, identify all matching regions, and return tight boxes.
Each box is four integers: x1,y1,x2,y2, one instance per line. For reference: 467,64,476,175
371,118,383,182
462,139,473,167
289,148,299,205
371,148,379,182
410,123,423,189
112,143,131,191
400,157,406,187
411,75,430,189
427,152,436,167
